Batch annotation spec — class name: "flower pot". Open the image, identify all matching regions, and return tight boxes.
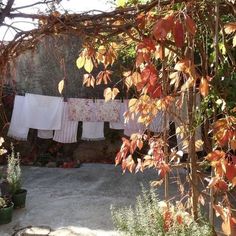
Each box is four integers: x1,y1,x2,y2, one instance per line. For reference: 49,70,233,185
12,189,27,209
0,202,14,225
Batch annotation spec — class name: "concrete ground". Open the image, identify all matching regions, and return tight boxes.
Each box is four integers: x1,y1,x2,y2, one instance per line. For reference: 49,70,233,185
0,164,176,236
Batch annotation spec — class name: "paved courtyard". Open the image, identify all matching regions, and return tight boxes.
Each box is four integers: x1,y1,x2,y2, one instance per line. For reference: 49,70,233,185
0,164,173,236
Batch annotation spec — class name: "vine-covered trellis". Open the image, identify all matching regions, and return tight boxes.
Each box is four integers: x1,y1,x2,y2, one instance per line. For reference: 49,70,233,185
1,0,236,235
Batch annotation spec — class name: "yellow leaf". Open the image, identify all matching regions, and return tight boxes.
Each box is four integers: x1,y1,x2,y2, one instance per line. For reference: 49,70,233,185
132,72,141,85
104,87,112,102
233,35,236,47
76,56,85,69
181,78,194,91
174,59,191,72
125,76,133,89
222,219,231,236
117,0,126,7
84,58,94,73
112,88,119,100
129,98,138,112
195,139,204,151
98,45,106,55
58,79,64,94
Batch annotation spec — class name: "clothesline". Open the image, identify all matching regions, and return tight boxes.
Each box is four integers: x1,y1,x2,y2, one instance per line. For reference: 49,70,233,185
7,93,203,153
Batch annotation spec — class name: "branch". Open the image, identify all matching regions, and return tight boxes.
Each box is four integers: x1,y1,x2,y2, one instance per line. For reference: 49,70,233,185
11,0,55,11
0,0,15,24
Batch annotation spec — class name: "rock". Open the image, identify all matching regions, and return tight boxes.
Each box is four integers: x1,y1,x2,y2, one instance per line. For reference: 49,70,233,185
16,226,51,236
49,227,96,236
46,161,57,168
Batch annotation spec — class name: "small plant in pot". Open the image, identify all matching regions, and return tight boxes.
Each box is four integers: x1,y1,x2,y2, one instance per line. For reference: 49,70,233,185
0,196,14,224
6,144,27,209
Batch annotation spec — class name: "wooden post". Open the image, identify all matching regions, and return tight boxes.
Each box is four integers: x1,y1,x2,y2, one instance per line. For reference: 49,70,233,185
209,0,219,226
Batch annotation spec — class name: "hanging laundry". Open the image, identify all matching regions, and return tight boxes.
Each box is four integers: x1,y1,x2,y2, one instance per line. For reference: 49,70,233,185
148,111,170,133
81,122,105,141
37,130,54,139
68,98,96,121
53,102,79,143
7,95,29,141
109,101,126,130
23,93,63,130
96,99,121,122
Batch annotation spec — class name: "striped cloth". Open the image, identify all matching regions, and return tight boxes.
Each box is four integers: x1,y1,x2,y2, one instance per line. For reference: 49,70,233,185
53,102,78,143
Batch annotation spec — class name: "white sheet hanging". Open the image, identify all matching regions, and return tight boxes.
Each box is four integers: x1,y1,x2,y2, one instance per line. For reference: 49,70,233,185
109,101,126,130
81,122,105,141
53,102,78,143
23,93,63,130
7,95,29,141
148,111,169,133
37,130,54,139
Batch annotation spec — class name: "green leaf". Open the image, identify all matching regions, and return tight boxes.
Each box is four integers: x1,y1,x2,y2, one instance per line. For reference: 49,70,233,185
76,56,85,69
84,58,94,73
117,0,126,7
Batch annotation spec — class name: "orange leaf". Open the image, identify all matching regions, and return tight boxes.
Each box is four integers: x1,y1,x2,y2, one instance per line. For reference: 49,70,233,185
199,77,209,97
222,219,231,236
174,59,191,73
137,139,143,150
224,22,236,34
83,74,95,87
206,150,225,161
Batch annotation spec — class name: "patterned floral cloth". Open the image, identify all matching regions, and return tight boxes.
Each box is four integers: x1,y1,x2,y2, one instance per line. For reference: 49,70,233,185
68,98,121,122
68,98,96,121
96,99,121,122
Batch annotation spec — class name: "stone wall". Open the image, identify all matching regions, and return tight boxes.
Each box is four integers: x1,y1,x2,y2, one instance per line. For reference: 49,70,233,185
3,34,124,165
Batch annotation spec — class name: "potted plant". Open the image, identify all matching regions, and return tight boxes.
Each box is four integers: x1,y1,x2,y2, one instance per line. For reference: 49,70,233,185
0,196,14,224
6,143,27,209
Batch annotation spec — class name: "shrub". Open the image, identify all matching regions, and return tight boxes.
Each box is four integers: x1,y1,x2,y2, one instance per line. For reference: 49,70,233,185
111,187,214,236
6,143,22,194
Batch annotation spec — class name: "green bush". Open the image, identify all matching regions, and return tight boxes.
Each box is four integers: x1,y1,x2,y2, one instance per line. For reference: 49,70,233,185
6,143,22,194
111,187,214,236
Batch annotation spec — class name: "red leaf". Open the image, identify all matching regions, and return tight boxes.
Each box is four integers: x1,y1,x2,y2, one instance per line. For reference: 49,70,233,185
153,15,174,41
185,15,196,36
225,164,236,182
147,83,162,99
172,20,184,48
141,64,158,85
